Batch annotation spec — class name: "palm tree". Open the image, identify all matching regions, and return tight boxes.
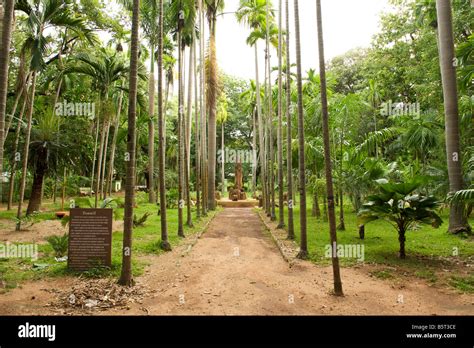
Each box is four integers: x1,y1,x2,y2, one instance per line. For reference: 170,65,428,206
0,0,15,204
64,50,129,208
15,0,92,229
284,0,294,239
276,0,284,228
7,87,29,210
199,0,208,216
184,42,194,228
265,0,276,221
316,0,343,296
26,113,62,214
204,0,225,210
435,0,471,234
217,93,228,197
142,2,159,204
118,0,140,287
359,181,443,259
293,0,307,258
157,0,171,250
236,0,272,211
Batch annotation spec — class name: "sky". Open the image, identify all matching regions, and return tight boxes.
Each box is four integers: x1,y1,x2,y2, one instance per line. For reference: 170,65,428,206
215,0,395,81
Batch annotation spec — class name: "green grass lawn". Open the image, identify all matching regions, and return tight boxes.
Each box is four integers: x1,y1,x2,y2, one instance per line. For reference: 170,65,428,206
274,198,474,293
0,199,217,291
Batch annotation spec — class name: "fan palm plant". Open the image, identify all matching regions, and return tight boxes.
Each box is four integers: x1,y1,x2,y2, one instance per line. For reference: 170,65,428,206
359,180,443,259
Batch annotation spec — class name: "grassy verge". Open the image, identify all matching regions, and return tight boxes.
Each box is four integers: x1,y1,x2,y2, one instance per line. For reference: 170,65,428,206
0,200,218,291
273,199,474,293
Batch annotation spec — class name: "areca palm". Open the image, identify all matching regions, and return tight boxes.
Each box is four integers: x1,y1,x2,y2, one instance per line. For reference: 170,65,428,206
204,0,225,210
0,0,15,204
64,49,129,208
435,0,471,233
276,0,284,228
293,0,307,258
157,0,171,250
284,0,294,239
118,0,140,287
316,0,343,296
15,0,93,229
236,0,274,213
168,0,196,236
217,93,228,196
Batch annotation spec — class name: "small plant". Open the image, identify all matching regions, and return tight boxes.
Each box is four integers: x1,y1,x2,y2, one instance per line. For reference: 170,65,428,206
13,212,41,230
358,180,442,259
166,188,179,209
46,233,69,258
133,212,152,227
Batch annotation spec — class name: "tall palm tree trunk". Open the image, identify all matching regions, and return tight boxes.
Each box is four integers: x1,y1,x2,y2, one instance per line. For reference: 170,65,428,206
95,107,107,207
0,0,15,206
293,0,307,258
207,18,218,210
435,0,470,233
157,0,170,250
100,120,110,199
316,0,343,296
200,0,208,216
221,121,225,197
277,0,285,228
177,33,185,237
148,51,156,203
118,0,140,287
255,43,266,213
90,113,100,196
266,0,276,221
251,108,257,197
285,0,295,239
16,72,37,230
185,44,193,227
194,33,201,218
107,89,124,196
3,72,31,147
26,147,48,214
7,90,28,210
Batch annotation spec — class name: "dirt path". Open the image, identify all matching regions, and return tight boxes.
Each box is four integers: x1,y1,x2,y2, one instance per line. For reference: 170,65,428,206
0,208,472,315
114,208,474,315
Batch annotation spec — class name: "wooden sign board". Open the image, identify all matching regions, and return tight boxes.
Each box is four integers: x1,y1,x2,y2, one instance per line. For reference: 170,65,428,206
68,208,113,271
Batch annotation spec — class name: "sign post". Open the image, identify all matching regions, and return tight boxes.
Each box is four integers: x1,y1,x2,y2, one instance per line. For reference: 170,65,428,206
68,208,113,271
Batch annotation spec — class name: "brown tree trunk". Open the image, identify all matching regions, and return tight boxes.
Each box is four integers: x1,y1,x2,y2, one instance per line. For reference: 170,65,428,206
294,0,308,259
435,0,470,233
277,0,285,228
157,0,170,250
316,0,343,296
107,89,124,196
0,0,15,206
398,228,406,259
207,20,217,210
193,31,201,219
285,0,295,240
16,72,37,230
26,148,48,214
7,88,28,210
177,35,185,237
148,51,156,203
118,0,140,287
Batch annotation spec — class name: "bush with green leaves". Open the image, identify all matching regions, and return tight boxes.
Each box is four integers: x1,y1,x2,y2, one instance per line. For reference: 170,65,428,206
13,212,41,230
133,212,152,227
358,180,443,259
46,233,69,258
